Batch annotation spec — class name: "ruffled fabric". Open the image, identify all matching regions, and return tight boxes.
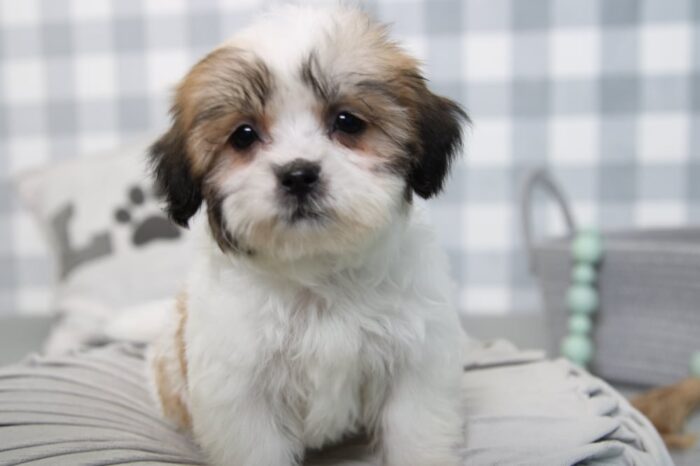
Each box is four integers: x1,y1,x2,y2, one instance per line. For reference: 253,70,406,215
0,342,673,465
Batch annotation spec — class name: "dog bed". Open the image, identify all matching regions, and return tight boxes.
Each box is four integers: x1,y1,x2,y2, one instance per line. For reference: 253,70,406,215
0,341,672,466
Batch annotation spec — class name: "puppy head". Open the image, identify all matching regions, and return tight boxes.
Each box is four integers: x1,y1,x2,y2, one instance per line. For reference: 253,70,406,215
150,5,467,261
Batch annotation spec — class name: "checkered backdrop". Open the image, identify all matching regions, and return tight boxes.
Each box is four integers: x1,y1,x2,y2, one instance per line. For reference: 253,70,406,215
2,0,700,316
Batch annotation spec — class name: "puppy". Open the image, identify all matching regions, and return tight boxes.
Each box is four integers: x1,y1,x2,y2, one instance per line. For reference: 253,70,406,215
148,5,468,466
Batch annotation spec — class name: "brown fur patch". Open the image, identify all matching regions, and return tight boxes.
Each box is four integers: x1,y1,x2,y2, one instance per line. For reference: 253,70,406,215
149,46,274,228
154,355,192,430
299,17,466,193
301,67,417,176
175,292,189,380
632,377,700,449
174,46,273,175
153,291,192,430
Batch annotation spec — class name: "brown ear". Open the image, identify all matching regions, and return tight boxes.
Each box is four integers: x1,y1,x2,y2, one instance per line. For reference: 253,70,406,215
149,123,203,227
409,94,467,199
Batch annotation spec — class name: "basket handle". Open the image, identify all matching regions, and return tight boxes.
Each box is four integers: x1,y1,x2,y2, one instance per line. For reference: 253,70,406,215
521,169,576,271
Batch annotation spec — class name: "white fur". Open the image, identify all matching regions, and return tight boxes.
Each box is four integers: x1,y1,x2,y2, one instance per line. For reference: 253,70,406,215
150,5,465,466
162,210,465,466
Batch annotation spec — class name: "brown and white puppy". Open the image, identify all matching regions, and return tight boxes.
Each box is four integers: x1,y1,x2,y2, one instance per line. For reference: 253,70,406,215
148,5,468,466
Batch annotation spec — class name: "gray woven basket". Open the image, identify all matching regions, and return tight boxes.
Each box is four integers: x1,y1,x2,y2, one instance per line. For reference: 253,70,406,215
522,169,700,387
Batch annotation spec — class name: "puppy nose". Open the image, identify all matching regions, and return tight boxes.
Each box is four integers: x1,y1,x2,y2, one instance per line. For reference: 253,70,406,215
277,159,321,197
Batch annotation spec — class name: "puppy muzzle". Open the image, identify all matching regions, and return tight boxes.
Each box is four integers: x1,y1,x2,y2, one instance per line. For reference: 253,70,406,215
275,159,321,198
274,159,326,222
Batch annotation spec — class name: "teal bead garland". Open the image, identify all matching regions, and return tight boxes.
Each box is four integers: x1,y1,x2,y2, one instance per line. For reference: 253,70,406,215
691,351,700,378
571,229,603,263
560,229,603,367
566,285,599,315
568,314,592,335
571,264,595,284
562,229,700,374
561,334,594,366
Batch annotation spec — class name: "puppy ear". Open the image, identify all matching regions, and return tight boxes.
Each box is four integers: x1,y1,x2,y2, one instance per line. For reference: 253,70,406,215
149,125,203,227
409,93,468,199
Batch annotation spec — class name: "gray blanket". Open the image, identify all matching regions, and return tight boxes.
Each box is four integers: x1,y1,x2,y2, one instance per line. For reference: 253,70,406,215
0,341,673,465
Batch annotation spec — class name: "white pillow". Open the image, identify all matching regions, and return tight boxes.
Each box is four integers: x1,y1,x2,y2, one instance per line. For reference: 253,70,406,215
15,140,195,353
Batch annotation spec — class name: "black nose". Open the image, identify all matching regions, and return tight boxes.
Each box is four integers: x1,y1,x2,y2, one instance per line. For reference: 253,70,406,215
276,159,321,197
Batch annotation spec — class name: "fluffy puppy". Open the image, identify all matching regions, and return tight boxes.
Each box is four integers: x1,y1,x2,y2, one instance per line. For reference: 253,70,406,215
148,5,468,466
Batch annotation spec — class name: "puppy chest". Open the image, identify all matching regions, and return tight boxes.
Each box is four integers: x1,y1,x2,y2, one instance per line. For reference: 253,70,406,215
294,363,365,447
271,321,393,447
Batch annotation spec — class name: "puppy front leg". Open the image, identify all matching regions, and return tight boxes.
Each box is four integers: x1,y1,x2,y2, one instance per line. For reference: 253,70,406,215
380,368,463,466
191,390,303,466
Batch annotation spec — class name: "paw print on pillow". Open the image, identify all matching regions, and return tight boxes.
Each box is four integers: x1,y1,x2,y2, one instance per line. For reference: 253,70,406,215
114,185,181,246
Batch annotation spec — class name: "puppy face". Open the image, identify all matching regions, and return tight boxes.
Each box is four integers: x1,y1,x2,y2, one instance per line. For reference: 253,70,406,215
150,6,467,260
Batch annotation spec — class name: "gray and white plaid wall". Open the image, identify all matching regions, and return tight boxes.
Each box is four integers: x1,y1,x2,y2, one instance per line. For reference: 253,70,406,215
2,0,699,316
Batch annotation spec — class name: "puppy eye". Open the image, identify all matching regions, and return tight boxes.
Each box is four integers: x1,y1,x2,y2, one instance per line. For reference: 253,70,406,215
333,111,366,135
229,124,258,150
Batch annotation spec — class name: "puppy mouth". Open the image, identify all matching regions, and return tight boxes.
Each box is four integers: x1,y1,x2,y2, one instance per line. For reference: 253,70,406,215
282,201,328,224
276,185,329,225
